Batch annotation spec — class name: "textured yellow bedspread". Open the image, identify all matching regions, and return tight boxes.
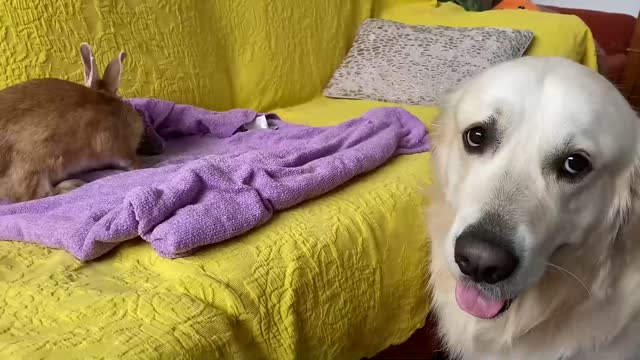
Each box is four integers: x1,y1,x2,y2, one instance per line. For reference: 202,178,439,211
0,0,597,358
0,98,437,359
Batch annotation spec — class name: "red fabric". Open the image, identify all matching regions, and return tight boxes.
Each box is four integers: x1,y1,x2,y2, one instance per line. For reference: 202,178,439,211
544,6,636,56
606,53,628,82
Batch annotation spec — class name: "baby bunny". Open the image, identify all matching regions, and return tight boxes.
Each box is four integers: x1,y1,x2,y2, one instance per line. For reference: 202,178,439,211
0,43,144,203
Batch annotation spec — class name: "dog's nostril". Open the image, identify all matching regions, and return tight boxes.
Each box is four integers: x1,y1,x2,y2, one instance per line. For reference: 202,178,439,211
454,254,473,274
454,231,519,284
458,256,469,267
483,266,500,283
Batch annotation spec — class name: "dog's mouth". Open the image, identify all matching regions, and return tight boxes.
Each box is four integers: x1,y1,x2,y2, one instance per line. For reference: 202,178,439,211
455,282,515,319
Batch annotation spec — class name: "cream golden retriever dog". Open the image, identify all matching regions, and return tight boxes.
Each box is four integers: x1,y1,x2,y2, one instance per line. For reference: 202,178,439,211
428,56,640,359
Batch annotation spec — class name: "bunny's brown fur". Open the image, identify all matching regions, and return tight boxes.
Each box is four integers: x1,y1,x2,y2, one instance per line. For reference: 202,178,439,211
0,44,144,202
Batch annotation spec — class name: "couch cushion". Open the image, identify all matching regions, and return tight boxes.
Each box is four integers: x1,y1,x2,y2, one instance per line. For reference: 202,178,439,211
377,2,598,71
323,18,533,106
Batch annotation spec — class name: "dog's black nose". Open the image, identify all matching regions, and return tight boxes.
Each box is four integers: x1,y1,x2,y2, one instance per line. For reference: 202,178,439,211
454,223,518,284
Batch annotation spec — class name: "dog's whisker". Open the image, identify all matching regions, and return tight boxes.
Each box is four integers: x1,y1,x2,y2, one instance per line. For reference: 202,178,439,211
545,261,591,297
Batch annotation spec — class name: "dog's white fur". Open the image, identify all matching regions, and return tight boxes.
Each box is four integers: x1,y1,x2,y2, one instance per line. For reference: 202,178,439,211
428,56,640,359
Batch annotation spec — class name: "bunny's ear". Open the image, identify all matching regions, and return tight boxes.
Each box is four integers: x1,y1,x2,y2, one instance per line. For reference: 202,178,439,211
80,43,100,89
102,51,126,95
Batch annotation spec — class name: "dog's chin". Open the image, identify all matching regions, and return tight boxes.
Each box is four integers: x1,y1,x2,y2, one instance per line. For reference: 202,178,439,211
454,281,517,320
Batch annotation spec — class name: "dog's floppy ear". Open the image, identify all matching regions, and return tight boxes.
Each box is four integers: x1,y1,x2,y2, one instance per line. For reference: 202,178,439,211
437,84,465,115
608,119,640,253
594,121,640,294
608,124,640,238
431,84,466,190
432,84,466,149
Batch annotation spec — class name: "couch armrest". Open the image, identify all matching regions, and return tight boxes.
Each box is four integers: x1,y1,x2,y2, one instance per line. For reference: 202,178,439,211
544,6,636,56
621,13,640,109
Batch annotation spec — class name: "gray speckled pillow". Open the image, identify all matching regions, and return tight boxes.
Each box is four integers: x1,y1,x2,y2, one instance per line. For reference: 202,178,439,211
323,19,534,106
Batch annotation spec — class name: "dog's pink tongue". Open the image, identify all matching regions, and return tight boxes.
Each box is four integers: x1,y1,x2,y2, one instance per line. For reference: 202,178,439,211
455,282,505,319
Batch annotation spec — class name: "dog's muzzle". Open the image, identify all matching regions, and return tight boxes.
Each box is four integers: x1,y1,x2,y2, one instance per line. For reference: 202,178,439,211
452,213,520,319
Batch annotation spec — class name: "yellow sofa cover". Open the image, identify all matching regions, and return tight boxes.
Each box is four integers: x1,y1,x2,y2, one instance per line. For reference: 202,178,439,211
0,1,596,359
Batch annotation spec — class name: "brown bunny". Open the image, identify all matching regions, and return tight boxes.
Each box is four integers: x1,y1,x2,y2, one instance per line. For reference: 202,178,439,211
0,43,144,203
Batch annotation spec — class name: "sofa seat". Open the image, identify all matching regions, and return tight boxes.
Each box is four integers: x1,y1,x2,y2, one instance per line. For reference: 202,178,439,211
0,96,439,360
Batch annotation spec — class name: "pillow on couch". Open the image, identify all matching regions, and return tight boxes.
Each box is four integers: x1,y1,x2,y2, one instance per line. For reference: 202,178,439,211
378,2,598,70
323,18,533,106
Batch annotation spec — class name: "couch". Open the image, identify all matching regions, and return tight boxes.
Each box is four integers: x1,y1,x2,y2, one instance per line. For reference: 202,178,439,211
544,6,638,91
0,1,597,359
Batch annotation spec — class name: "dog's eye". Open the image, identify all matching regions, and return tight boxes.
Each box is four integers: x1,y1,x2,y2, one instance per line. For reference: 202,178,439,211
561,153,591,178
463,126,487,152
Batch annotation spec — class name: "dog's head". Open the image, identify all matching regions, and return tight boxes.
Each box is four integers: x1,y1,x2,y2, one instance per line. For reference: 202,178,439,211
431,56,640,321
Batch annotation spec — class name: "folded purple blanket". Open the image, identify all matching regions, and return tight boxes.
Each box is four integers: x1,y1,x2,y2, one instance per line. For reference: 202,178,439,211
0,98,429,261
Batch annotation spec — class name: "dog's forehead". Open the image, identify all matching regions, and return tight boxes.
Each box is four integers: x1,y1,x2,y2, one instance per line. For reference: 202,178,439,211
455,57,638,158
459,60,595,122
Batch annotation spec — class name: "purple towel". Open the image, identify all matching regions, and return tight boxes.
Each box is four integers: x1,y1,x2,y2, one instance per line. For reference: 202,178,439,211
0,98,429,261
